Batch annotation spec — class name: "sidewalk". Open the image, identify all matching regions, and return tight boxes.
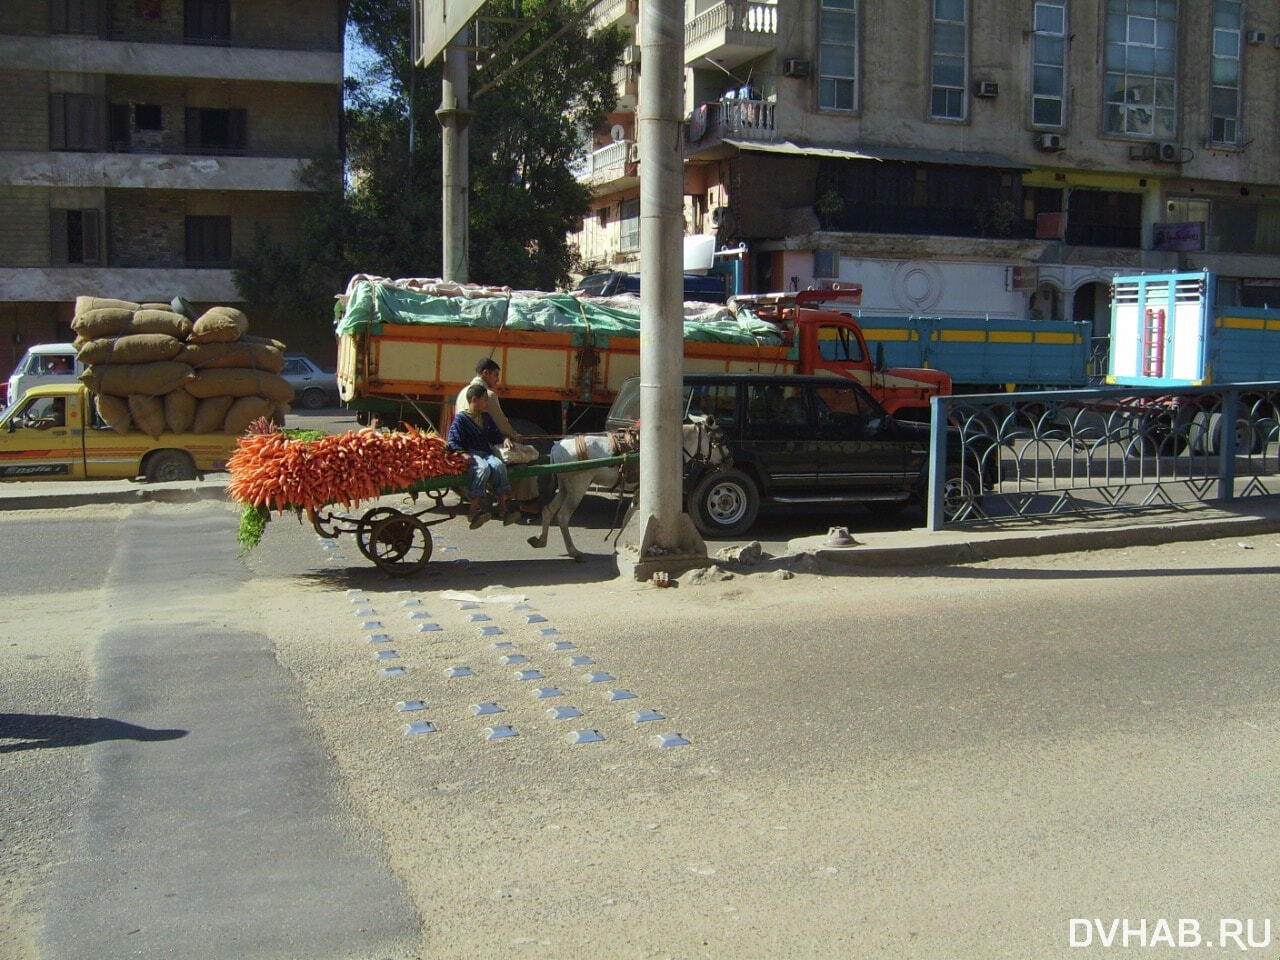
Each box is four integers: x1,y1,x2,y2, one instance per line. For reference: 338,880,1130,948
4,474,1279,566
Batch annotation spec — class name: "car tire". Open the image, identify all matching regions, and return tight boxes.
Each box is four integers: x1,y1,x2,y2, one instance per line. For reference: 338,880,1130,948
688,468,759,537
299,387,328,410
941,465,982,523
144,450,197,483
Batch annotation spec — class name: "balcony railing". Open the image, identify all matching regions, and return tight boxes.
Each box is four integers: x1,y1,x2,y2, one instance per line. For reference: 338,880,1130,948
687,97,776,144
572,139,636,187
685,0,777,69
591,0,639,31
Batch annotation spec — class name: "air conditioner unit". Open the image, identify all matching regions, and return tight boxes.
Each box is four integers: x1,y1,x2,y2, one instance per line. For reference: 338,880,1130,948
1034,132,1063,152
709,205,728,227
976,80,999,98
782,58,810,78
1153,141,1181,163
1246,30,1266,44
622,44,640,65
627,142,640,162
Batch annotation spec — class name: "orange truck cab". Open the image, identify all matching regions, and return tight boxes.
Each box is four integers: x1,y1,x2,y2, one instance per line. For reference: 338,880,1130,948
729,287,952,420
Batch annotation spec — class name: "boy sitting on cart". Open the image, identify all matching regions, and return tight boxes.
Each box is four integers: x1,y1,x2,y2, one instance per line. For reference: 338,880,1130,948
447,383,518,529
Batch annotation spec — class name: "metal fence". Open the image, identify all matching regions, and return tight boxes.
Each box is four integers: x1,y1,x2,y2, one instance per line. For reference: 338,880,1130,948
926,382,1280,531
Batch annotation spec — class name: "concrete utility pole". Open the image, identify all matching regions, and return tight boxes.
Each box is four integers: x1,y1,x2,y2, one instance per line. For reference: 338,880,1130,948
437,29,472,282
618,0,709,579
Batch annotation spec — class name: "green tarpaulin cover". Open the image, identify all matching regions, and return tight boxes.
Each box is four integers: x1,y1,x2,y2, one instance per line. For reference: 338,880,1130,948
335,279,783,346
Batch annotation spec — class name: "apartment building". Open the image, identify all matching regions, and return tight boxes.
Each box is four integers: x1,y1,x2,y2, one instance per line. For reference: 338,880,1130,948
0,0,345,371
573,0,1280,344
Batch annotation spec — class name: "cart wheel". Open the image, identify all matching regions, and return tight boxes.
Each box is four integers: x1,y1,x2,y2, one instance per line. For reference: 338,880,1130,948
356,507,401,561
368,514,433,576
310,508,340,539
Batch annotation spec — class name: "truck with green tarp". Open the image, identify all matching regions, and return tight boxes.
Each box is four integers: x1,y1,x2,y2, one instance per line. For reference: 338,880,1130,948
334,277,951,435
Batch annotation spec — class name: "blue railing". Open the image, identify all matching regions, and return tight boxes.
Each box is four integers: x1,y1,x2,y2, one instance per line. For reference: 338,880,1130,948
926,382,1280,531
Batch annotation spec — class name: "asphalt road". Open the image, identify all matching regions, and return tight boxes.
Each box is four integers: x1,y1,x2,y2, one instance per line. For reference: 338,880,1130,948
5,499,1280,958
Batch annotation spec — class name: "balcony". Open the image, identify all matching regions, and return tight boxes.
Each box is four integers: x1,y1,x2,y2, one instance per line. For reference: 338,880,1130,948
0,267,240,303
0,34,341,85
687,97,777,146
685,0,777,71
572,139,638,192
591,0,639,32
0,151,313,192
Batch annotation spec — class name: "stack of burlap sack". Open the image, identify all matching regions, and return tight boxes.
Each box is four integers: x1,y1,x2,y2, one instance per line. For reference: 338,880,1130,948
71,297,294,438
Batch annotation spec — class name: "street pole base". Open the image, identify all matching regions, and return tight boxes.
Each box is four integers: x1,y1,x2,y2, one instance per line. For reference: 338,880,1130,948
614,510,710,582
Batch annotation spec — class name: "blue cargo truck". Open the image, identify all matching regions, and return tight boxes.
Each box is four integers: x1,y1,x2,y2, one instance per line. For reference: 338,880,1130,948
1105,270,1280,455
852,314,1093,392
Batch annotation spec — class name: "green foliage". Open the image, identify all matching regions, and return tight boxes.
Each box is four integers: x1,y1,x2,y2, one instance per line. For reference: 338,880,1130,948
233,0,626,323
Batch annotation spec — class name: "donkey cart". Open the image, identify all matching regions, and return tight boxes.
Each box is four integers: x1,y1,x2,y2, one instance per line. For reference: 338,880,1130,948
306,452,637,576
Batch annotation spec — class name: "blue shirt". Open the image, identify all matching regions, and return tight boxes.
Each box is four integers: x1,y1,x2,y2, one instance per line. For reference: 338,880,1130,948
446,410,503,457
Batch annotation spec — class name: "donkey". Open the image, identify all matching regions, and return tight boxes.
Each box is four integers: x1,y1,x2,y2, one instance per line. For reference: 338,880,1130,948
527,417,725,561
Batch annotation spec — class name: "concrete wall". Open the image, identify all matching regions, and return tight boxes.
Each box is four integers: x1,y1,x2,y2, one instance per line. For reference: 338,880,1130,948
0,69,48,151
0,188,52,266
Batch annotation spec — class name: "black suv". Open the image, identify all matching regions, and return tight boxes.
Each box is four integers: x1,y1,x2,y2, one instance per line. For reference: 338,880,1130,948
606,373,986,536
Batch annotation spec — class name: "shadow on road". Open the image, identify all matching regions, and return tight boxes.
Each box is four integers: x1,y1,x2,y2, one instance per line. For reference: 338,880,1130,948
0,713,187,752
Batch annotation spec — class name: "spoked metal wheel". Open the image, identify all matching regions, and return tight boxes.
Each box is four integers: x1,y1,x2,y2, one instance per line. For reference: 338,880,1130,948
356,507,401,561
367,513,433,576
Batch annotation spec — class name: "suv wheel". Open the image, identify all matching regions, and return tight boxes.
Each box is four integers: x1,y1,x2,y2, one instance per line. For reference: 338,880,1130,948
689,469,759,537
299,387,328,410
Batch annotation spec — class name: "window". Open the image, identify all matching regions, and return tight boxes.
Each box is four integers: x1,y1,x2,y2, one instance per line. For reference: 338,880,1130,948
619,198,640,252
108,103,131,150
135,104,163,130
1065,189,1142,248
1210,0,1242,145
50,0,100,35
1031,1,1067,127
746,383,807,429
818,0,858,111
813,250,839,278
686,383,738,430
49,94,104,151
930,0,968,120
185,108,247,153
51,209,102,264
184,0,231,42
816,325,865,362
185,216,232,266
1103,0,1178,139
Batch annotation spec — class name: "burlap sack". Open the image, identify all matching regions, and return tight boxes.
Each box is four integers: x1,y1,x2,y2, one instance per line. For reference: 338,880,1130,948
177,341,285,373
130,309,194,340
185,368,293,402
75,297,139,315
94,393,132,435
189,306,249,344
128,394,166,439
223,396,275,435
79,334,183,365
191,395,234,433
245,335,288,352
80,362,194,397
165,389,197,434
71,307,134,339
139,302,172,311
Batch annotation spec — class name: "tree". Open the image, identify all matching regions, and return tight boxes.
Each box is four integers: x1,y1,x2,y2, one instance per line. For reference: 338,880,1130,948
234,0,625,333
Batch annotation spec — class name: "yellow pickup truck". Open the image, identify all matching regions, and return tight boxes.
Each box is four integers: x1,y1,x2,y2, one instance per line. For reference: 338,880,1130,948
0,383,238,481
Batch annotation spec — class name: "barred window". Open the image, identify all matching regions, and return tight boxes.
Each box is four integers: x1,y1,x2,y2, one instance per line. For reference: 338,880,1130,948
1210,0,1242,145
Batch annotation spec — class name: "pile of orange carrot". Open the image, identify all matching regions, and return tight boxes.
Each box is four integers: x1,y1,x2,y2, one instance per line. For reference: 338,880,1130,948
227,427,471,515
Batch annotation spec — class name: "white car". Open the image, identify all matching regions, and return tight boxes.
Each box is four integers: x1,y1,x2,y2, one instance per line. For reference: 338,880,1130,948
280,354,339,410
6,344,83,409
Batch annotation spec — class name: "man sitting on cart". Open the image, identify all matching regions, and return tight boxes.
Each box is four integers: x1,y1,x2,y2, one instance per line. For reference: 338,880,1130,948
447,383,518,529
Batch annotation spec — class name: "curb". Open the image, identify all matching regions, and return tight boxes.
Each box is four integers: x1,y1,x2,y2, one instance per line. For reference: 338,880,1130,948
790,512,1280,567
0,482,230,512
